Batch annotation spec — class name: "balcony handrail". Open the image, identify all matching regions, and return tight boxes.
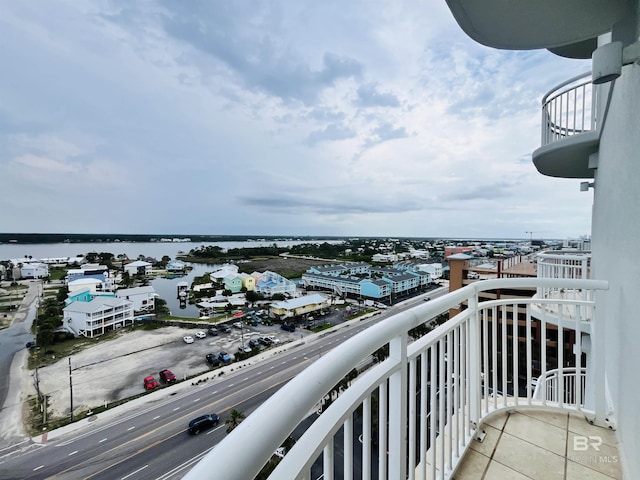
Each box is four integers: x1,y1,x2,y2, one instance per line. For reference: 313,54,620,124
185,277,607,480
540,71,596,146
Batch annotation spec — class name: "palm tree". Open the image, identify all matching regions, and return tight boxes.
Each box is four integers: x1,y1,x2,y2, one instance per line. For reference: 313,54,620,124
225,408,245,433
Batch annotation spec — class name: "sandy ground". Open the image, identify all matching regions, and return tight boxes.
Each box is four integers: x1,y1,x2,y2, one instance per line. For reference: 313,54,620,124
29,325,302,419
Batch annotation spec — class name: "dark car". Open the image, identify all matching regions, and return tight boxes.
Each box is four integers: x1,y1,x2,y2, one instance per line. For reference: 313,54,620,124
218,351,231,363
206,353,220,367
281,323,296,332
248,339,260,349
207,326,218,336
188,413,220,434
258,337,272,346
25,341,37,350
219,324,231,333
159,369,176,383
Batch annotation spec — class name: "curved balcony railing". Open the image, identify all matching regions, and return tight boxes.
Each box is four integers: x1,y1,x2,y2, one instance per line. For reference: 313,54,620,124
184,278,608,480
533,367,586,406
541,71,597,146
537,250,591,280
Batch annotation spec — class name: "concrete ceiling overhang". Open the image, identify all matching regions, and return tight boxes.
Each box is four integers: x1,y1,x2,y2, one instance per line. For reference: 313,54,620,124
444,0,634,55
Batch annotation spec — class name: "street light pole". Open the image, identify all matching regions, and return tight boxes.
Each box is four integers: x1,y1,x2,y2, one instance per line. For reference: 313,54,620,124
68,357,73,422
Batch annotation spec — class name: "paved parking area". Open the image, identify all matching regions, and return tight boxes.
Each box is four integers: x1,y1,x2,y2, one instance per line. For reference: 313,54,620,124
32,323,307,419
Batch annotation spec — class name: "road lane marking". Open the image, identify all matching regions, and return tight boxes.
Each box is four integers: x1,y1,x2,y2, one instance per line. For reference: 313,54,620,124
173,407,180,411
193,398,200,402
33,465,44,471
121,464,148,480
68,450,78,456
152,415,160,420
99,438,107,443
127,426,136,431
206,425,224,435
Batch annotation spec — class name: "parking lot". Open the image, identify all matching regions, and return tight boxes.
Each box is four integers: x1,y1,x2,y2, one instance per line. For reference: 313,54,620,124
32,322,308,419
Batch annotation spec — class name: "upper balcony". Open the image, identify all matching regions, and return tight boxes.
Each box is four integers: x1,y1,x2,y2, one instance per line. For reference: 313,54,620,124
184,277,619,480
532,72,599,179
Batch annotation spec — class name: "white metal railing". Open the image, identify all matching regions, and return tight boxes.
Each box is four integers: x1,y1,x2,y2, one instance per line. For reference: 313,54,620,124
537,250,590,280
184,278,608,480
533,367,586,406
541,71,597,146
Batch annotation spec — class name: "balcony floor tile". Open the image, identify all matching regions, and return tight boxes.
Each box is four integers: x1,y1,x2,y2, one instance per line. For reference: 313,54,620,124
454,409,622,480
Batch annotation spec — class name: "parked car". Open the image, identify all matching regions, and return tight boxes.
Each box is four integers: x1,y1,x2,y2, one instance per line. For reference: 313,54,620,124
183,335,194,344
248,339,260,349
258,337,272,346
159,369,176,383
267,335,280,344
238,344,252,353
25,341,37,350
281,323,295,332
143,375,159,390
423,297,431,302
218,351,231,363
205,353,220,367
233,321,243,329
207,326,218,336
195,331,207,339
219,324,231,333
188,413,220,434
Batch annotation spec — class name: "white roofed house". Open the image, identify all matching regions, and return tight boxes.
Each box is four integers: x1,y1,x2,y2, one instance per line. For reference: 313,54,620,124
63,297,134,338
20,262,49,279
115,286,157,315
67,278,107,295
270,294,329,319
123,260,152,276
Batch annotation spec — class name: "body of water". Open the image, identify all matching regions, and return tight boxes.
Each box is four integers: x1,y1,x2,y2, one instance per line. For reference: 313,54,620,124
0,240,343,262
150,263,222,318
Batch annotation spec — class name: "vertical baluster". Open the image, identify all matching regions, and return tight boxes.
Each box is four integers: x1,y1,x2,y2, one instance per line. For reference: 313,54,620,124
409,358,417,480
491,306,498,409
363,396,371,480
429,346,437,480
344,415,353,480
501,305,508,407
324,439,334,480
419,353,427,480
379,382,388,480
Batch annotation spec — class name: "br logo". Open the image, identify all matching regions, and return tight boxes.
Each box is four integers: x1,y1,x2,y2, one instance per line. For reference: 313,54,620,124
573,435,602,451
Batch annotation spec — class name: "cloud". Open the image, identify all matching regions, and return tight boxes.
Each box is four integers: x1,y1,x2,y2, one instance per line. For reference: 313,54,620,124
306,123,356,145
363,122,408,148
355,83,400,108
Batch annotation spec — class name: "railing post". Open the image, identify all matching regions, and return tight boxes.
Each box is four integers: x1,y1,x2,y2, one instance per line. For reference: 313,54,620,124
468,293,481,429
388,335,408,480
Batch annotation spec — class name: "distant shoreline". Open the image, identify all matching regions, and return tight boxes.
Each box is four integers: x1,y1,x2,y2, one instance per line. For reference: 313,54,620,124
0,233,346,245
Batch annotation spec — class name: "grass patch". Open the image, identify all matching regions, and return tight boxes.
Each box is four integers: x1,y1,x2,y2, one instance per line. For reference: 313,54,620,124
311,323,334,333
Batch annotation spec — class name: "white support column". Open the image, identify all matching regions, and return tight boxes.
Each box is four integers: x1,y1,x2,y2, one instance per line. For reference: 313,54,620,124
388,335,408,480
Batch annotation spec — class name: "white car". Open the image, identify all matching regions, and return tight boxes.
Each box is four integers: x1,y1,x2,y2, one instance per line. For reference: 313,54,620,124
233,321,243,329
267,335,280,344
183,335,194,344
195,331,206,339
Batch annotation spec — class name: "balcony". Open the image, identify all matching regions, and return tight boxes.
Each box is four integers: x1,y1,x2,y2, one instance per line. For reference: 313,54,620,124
532,72,599,179
184,277,620,480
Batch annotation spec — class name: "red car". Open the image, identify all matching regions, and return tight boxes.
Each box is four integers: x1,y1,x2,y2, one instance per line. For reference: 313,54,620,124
143,375,159,390
159,369,176,383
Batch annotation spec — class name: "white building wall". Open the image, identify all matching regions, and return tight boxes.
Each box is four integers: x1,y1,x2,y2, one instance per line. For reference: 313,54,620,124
590,40,640,475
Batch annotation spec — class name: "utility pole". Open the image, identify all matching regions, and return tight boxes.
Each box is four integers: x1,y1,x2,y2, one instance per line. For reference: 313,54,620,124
68,357,73,422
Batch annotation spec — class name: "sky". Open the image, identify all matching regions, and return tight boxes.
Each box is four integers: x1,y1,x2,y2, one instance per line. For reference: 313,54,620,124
0,1,594,239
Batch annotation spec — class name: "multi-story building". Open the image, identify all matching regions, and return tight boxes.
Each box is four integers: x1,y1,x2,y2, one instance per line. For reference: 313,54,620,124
115,286,156,315
186,2,638,478
62,296,134,338
254,270,297,297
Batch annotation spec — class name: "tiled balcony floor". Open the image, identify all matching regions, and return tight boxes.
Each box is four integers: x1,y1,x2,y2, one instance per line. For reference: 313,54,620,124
454,410,621,480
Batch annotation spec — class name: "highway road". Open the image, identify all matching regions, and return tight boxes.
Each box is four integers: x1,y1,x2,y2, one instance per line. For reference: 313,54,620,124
0,286,448,480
